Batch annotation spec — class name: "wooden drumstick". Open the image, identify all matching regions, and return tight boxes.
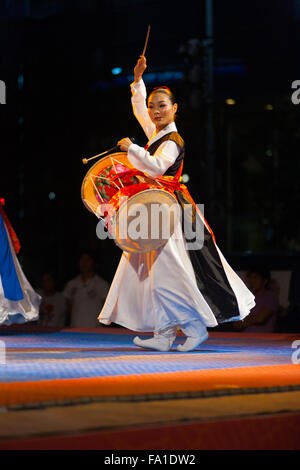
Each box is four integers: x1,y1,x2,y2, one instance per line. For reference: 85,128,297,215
82,145,119,165
82,138,135,165
141,25,151,57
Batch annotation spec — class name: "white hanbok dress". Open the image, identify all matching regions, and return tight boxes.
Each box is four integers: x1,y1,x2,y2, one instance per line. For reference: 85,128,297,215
98,79,255,333
0,210,40,326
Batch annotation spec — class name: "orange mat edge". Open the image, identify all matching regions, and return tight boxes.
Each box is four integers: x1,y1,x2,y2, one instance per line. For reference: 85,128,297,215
1,364,300,407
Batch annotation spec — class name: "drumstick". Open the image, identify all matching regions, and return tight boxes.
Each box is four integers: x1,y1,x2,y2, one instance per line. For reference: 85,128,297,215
82,138,135,165
82,145,119,165
141,25,151,57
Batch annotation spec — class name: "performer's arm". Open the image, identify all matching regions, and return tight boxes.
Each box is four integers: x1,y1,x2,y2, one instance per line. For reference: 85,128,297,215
130,80,156,140
123,56,180,177
130,56,156,140
118,134,181,178
127,140,180,178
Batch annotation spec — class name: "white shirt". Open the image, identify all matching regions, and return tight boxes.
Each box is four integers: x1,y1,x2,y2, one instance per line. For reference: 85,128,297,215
64,274,110,327
127,79,181,178
38,291,67,328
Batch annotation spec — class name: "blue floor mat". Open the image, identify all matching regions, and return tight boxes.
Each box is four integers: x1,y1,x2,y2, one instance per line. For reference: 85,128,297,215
0,331,294,383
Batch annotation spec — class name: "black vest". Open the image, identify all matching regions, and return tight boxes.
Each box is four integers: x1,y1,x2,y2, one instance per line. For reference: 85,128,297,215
146,132,185,177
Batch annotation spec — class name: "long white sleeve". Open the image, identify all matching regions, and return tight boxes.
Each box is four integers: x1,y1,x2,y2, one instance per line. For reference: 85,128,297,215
127,140,180,178
130,79,156,140
129,79,180,177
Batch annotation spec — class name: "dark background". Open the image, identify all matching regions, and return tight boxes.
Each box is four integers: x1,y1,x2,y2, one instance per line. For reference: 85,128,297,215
0,0,300,290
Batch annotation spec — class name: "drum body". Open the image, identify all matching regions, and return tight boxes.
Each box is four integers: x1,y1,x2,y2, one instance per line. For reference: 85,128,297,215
81,152,180,253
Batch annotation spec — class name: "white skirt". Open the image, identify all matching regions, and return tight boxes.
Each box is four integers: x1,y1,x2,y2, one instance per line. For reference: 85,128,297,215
0,223,41,326
98,221,256,333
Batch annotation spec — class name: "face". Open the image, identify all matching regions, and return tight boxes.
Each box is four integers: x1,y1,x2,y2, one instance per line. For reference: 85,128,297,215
79,254,95,274
41,273,55,293
148,92,177,131
248,272,267,294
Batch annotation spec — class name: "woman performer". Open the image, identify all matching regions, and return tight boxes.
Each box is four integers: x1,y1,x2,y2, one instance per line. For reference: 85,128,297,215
0,199,40,325
98,56,255,351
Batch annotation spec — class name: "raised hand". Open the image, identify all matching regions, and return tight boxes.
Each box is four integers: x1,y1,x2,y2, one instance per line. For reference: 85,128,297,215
134,55,147,83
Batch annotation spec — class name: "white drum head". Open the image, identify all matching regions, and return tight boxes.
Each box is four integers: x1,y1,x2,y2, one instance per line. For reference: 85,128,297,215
112,189,181,253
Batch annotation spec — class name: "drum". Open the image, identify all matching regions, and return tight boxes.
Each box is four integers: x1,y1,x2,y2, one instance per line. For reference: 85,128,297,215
81,151,139,215
81,151,181,253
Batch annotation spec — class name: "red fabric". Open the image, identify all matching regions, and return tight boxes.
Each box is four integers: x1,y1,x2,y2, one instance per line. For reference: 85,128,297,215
99,162,217,244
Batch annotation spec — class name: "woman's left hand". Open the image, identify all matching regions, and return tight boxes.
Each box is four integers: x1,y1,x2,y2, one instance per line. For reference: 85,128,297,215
117,138,133,152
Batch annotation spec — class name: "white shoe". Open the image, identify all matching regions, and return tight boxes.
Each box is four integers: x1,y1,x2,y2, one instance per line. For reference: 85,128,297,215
177,331,209,352
177,320,208,352
133,326,177,352
133,336,172,351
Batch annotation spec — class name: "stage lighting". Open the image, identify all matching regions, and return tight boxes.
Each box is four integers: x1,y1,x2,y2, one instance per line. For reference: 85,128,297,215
226,98,236,105
181,174,190,183
112,67,122,76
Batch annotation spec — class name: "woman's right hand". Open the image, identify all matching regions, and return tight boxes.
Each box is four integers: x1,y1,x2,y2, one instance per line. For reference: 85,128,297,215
134,55,147,83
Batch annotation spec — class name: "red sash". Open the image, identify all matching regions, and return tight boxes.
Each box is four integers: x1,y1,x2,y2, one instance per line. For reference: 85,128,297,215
155,162,217,244
109,162,217,244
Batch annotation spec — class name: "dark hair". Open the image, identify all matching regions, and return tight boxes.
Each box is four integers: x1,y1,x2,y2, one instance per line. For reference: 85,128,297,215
78,249,97,261
148,86,177,106
248,267,271,288
39,271,57,288
77,250,99,273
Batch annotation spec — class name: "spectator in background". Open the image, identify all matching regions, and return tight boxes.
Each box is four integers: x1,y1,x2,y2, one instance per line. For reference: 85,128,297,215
278,269,300,333
234,268,279,332
38,272,67,328
64,252,110,328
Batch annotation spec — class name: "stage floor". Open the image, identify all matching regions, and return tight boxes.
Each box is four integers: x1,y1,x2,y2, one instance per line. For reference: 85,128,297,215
0,327,300,449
